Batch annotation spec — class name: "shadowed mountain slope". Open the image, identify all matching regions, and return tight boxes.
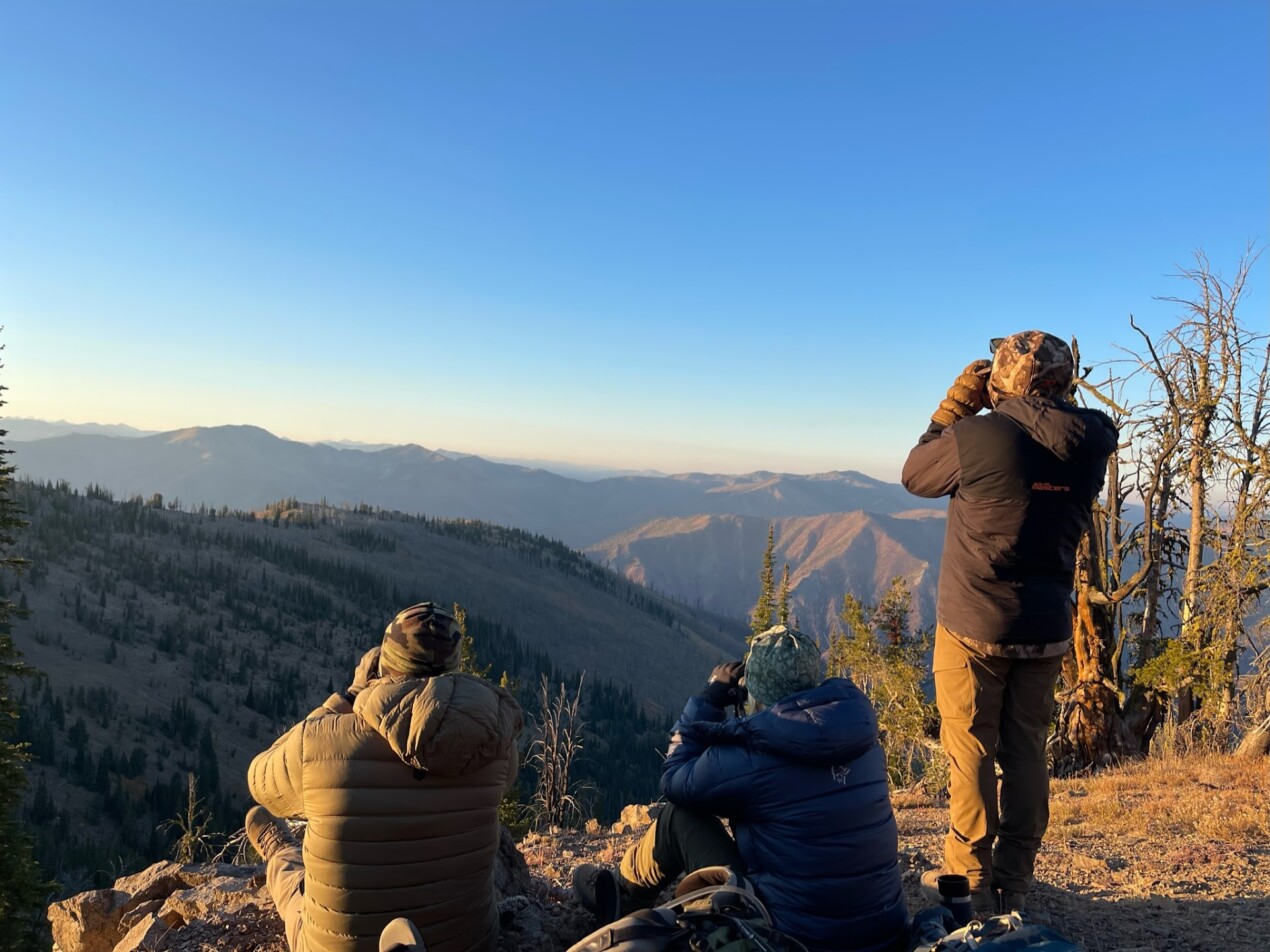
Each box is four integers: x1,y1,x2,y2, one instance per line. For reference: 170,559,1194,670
587,510,948,637
10,481,747,886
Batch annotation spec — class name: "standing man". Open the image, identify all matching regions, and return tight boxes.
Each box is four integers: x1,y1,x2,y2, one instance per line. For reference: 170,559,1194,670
245,602,522,952
902,331,1117,914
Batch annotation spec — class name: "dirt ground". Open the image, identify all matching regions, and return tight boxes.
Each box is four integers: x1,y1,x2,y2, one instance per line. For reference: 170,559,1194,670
77,754,1264,951
525,754,1270,952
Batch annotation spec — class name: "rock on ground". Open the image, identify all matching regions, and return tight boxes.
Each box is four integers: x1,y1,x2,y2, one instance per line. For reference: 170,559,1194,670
48,861,282,952
46,827,543,952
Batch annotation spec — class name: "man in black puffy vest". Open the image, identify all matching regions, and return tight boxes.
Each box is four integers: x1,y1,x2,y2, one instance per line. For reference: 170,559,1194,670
902,331,1117,915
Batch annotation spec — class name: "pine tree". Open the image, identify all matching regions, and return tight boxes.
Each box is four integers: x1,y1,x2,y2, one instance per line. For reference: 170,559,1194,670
825,581,937,788
454,602,489,678
777,563,791,626
0,346,49,949
750,525,776,640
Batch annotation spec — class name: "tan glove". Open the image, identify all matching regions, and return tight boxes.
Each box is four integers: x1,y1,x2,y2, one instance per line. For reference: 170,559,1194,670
932,359,992,427
345,645,382,700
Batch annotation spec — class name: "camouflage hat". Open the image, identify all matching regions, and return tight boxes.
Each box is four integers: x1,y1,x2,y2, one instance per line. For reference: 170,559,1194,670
989,330,1074,402
380,602,462,677
743,625,823,709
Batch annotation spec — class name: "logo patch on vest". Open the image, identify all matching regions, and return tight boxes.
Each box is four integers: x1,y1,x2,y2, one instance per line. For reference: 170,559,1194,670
1031,482,1071,492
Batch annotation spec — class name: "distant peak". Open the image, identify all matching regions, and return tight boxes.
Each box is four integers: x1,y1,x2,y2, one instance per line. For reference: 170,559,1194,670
163,424,284,444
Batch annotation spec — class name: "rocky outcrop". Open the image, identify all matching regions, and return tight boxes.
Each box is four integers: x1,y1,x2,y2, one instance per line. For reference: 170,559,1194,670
47,826,557,952
48,862,284,952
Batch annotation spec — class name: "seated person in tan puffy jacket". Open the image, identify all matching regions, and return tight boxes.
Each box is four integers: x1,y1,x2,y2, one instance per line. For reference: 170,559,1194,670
245,602,523,952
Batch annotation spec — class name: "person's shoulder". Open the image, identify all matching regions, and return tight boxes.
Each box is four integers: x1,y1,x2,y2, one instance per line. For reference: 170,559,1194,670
813,677,879,715
1070,403,1118,431
1056,402,1119,456
953,410,1013,436
440,672,522,708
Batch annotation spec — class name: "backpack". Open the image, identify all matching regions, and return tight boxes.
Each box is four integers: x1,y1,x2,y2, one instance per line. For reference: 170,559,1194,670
910,908,1082,952
568,880,810,952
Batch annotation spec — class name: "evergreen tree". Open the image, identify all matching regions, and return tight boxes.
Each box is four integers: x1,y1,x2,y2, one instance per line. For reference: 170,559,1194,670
825,580,937,788
0,348,49,949
454,602,489,678
750,525,776,639
777,563,791,626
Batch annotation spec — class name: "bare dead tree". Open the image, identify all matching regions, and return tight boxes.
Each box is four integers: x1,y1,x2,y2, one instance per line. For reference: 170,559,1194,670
1055,247,1267,766
1126,246,1268,746
1054,356,1172,771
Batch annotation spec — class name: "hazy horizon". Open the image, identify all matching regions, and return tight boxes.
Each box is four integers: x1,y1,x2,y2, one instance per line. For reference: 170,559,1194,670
7,414,911,481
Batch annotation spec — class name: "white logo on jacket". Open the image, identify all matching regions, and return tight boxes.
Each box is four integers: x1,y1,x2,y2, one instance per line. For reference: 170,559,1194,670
831,764,851,785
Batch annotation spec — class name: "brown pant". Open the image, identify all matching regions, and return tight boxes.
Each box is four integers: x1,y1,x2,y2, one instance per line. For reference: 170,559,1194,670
265,845,310,952
620,802,745,901
933,627,1064,895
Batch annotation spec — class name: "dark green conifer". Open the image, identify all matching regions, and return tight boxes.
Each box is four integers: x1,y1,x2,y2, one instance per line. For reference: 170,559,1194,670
749,525,777,640
777,563,791,625
0,347,50,949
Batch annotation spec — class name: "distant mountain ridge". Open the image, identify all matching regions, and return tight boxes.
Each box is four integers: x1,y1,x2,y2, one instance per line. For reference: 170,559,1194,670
4,418,159,440
588,510,947,636
12,424,931,550
9,419,664,482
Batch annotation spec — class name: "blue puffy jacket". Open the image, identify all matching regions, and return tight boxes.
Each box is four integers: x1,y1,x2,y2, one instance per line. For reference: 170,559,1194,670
661,678,908,952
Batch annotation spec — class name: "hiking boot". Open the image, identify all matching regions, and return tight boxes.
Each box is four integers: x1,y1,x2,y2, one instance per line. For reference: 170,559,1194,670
380,917,425,952
675,865,748,898
996,889,1027,914
245,805,296,863
919,870,995,918
572,864,622,924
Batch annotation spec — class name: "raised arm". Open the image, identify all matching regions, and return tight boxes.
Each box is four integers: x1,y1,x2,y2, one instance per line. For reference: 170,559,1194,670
902,424,962,498
661,665,755,819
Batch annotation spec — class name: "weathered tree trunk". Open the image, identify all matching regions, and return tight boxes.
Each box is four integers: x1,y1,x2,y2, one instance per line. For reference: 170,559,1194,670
1052,533,1138,773
1235,714,1270,759
1123,683,1166,755
1176,450,1207,724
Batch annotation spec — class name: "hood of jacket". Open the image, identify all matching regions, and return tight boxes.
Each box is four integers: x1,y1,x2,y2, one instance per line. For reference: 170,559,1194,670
680,678,879,766
993,396,1118,464
353,672,522,777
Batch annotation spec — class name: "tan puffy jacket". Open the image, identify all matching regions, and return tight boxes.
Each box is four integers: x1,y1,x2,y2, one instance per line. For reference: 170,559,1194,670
248,673,522,952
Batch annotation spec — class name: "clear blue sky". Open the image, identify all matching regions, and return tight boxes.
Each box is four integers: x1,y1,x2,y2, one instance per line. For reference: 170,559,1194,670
2,2,1265,480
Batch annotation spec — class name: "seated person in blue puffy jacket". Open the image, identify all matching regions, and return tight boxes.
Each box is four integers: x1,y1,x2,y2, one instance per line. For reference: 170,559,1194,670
573,625,909,952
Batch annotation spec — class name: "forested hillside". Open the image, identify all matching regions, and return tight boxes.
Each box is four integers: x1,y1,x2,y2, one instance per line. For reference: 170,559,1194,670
8,480,747,892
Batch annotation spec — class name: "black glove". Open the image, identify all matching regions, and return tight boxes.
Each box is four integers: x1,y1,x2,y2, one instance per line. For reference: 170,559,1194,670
701,661,746,709
344,646,382,702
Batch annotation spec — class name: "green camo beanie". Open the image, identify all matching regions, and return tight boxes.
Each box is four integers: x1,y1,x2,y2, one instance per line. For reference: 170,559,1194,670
380,602,462,676
743,625,823,709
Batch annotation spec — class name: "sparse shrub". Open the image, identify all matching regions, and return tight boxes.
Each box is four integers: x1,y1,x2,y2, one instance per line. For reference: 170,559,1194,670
826,578,941,792
160,773,218,863
527,675,591,830
498,789,532,840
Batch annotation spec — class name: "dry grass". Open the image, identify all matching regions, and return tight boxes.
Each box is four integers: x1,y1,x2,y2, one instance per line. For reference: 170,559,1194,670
1048,752,1270,842
523,755,1270,952
892,753,1270,950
